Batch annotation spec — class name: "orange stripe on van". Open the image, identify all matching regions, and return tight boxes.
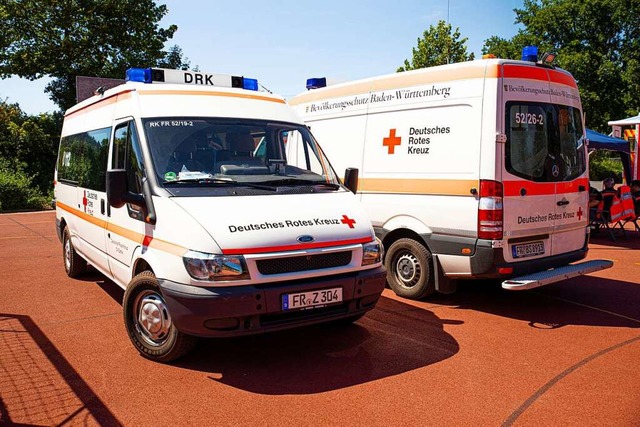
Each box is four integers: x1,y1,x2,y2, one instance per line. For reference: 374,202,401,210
501,64,577,89
290,64,500,106
57,201,187,257
503,178,589,196
64,89,135,118
57,201,107,229
138,89,286,104
358,178,477,196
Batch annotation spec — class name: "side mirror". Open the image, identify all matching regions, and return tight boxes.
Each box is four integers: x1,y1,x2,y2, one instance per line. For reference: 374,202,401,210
106,169,145,209
344,167,359,194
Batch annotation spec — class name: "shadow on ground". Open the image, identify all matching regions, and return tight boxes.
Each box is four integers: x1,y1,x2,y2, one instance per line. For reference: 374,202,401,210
174,295,459,394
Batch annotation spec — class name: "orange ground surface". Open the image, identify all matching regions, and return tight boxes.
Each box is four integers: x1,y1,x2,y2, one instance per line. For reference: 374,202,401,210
1,211,639,426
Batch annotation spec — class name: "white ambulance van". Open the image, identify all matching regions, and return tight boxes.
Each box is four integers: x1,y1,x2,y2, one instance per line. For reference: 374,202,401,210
54,67,385,362
289,48,612,300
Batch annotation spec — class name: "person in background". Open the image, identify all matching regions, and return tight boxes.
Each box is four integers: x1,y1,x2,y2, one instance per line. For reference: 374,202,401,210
601,177,616,196
600,177,617,217
589,186,602,222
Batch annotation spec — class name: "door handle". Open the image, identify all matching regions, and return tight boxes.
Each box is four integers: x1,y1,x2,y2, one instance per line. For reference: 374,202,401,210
101,199,105,215
557,200,570,206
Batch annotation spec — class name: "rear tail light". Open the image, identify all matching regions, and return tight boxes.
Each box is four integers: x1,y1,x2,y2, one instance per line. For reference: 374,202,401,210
478,180,503,240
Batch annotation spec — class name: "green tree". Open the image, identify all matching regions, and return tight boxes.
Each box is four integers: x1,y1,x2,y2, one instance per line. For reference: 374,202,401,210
481,0,640,132
0,100,60,194
0,0,189,111
0,157,52,212
157,45,193,71
398,20,475,72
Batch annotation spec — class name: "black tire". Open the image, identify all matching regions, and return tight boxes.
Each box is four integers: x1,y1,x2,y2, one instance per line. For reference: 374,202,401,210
123,271,197,363
385,238,435,300
62,226,86,278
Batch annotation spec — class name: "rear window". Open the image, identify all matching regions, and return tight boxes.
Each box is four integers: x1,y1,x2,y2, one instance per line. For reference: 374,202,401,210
506,102,586,182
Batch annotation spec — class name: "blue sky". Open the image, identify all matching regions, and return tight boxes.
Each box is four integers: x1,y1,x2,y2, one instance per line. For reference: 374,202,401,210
0,0,524,115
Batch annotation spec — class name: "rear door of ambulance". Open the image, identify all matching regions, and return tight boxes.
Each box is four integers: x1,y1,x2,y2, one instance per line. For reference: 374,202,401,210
499,63,588,264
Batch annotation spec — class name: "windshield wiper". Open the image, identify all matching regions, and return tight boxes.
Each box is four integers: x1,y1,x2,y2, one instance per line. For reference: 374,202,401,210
163,177,237,185
261,178,342,190
164,177,278,191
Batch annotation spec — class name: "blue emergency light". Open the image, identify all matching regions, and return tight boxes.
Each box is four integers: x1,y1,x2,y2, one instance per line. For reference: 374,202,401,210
125,67,259,91
242,78,259,91
126,67,153,83
306,77,327,90
521,46,538,62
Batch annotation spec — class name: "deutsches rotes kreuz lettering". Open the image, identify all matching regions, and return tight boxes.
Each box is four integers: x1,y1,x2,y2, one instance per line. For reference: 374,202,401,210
229,218,341,233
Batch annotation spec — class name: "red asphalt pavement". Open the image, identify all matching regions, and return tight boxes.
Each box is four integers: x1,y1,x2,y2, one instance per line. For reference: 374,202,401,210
1,211,639,426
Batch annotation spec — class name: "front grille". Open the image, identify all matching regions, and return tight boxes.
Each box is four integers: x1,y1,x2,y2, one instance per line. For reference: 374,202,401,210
256,251,352,275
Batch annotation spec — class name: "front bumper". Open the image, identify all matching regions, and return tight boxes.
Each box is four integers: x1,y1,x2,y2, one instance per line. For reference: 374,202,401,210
158,266,386,337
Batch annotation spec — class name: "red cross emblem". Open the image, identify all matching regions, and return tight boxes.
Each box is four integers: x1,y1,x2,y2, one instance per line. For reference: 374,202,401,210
383,129,402,154
577,207,583,221
340,215,356,229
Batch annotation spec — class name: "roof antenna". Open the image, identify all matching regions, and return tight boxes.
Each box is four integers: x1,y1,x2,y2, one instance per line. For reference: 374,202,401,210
259,83,273,94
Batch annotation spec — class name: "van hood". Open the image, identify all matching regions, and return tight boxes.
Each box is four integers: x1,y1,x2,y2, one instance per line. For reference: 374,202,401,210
170,192,375,254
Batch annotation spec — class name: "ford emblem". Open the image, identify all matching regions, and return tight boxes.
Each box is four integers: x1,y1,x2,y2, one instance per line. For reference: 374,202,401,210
297,235,315,243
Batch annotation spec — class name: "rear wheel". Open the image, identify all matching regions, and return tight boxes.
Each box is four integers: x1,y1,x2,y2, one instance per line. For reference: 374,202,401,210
62,226,86,278
386,238,435,300
123,271,197,363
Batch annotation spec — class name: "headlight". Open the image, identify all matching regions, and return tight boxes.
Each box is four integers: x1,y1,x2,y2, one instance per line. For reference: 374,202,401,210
183,250,250,281
362,238,383,266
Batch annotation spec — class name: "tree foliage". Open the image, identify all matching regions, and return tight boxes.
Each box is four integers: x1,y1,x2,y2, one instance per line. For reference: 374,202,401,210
0,0,189,111
398,20,475,72
481,0,640,132
0,100,60,194
0,157,52,212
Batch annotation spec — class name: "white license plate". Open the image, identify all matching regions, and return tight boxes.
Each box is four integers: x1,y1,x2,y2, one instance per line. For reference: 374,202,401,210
512,241,545,258
282,287,343,311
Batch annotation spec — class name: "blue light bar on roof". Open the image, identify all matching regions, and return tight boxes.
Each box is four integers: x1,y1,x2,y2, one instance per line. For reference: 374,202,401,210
126,67,153,83
306,77,327,90
521,46,538,62
243,77,259,91
125,67,259,90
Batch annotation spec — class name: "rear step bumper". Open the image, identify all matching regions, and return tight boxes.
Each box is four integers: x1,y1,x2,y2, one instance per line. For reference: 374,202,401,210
502,259,614,291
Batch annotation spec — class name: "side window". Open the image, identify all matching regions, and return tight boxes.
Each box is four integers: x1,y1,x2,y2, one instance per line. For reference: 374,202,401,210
112,121,145,220
113,121,144,194
57,127,110,191
286,130,324,175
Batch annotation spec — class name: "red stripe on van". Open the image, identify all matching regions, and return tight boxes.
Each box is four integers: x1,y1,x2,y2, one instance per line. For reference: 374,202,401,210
549,70,578,88
501,64,577,88
222,237,372,255
503,178,589,196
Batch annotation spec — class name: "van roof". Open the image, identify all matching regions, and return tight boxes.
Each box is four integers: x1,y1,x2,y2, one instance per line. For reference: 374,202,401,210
65,82,286,117
289,58,575,106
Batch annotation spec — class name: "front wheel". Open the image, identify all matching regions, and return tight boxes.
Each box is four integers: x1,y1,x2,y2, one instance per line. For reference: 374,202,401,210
62,226,86,278
385,238,435,300
123,271,197,363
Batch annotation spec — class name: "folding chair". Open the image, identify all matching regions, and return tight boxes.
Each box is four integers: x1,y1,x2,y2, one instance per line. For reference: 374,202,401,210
617,185,640,234
591,193,628,241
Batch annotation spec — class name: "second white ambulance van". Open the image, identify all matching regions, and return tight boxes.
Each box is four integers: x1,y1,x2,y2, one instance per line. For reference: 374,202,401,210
289,48,612,299
54,67,385,362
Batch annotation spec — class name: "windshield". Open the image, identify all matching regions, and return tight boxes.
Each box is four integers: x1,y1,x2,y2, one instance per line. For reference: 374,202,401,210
142,118,341,189
506,102,586,182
